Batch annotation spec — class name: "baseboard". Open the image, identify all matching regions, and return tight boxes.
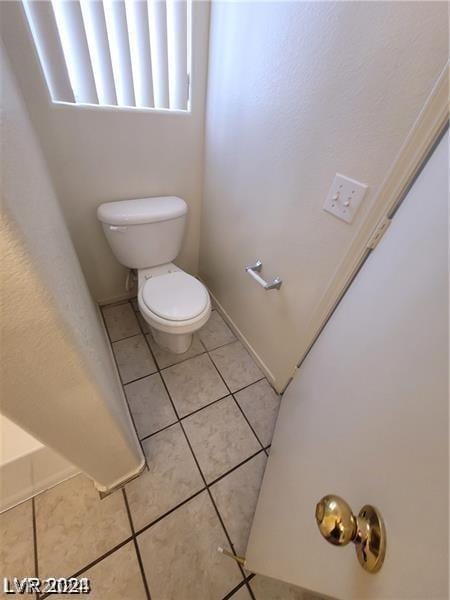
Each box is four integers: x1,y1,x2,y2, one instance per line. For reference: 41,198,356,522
0,447,79,514
97,292,135,306
96,457,147,497
206,289,280,392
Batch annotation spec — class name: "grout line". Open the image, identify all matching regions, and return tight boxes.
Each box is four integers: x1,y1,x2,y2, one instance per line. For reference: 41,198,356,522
244,573,257,600
134,487,206,537
109,330,143,344
205,351,268,455
227,376,266,394
103,299,269,593
232,395,269,457
100,299,131,310
68,537,133,577
201,337,239,354
221,578,249,600
99,308,148,474
132,448,266,537
122,369,159,387
179,419,249,580
151,340,208,371
138,418,180,443
36,300,265,600
122,488,136,541
139,376,267,444
123,489,152,600
222,573,256,600
131,298,269,497
39,537,134,600
207,448,267,488
154,364,248,580
176,391,231,420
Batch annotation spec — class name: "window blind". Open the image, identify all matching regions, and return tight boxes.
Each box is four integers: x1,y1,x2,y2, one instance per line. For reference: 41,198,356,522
23,0,191,111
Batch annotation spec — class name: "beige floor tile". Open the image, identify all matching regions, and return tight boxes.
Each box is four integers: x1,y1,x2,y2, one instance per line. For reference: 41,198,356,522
210,452,267,555
126,424,204,531
198,310,236,350
0,500,35,596
125,373,177,439
138,491,242,600
235,380,281,447
49,542,147,600
147,333,205,370
102,303,140,342
161,354,228,417
230,584,253,599
210,341,263,392
136,311,150,334
35,474,131,579
250,575,304,599
183,397,261,483
112,335,157,384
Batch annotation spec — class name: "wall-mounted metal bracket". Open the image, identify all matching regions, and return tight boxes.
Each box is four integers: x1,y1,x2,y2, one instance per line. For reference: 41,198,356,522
245,259,282,291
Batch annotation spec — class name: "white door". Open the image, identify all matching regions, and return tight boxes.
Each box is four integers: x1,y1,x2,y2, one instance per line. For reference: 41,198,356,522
245,131,449,600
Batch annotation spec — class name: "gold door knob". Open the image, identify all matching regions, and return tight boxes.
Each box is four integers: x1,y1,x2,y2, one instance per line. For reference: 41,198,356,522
315,495,386,573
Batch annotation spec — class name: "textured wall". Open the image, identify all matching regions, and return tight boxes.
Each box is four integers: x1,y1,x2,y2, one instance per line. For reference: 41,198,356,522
0,1,210,303
200,1,448,389
1,46,143,491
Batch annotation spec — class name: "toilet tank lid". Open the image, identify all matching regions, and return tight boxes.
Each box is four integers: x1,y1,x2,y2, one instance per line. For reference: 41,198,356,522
97,196,187,226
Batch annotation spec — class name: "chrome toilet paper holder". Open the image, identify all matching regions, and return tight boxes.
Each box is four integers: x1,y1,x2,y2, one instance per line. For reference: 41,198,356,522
245,260,282,291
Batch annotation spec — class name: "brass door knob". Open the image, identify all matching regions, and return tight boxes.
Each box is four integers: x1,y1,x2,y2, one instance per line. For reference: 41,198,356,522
315,495,386,573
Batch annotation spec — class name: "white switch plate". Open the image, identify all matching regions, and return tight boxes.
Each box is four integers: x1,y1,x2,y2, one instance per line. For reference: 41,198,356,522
323,173,368,224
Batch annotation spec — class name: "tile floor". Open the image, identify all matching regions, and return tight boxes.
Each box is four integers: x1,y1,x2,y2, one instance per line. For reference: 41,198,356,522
0,299,307,600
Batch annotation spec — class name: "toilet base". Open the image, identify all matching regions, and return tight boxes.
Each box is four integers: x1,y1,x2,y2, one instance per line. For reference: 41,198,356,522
151,327,193,354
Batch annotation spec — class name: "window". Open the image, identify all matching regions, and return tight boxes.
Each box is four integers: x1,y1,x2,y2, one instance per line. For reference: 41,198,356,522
23,0,191,111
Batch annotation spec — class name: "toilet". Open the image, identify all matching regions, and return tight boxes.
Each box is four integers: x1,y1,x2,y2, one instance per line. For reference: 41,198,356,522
97,196,211,354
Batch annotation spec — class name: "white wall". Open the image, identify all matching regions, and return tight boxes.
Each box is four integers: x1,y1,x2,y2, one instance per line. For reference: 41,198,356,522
0,415,78,513
200,1,448,389
0,1,210,303
0,46,143,492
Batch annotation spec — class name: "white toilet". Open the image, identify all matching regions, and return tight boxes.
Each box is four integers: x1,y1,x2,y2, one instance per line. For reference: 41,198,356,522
97,196,211,354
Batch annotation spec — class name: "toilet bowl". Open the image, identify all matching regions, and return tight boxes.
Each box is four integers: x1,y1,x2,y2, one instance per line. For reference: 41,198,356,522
138,264,211,353
97,196,211,354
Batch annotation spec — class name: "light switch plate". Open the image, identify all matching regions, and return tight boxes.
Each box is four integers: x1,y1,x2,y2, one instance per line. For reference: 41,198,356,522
323,173,368,224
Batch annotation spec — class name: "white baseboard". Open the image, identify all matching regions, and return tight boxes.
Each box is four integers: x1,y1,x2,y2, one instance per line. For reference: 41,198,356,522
207,290,280,392
97,292,134,306
0,446,79,514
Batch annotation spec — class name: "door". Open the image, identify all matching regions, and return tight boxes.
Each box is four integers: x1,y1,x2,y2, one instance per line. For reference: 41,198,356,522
245,131,449,600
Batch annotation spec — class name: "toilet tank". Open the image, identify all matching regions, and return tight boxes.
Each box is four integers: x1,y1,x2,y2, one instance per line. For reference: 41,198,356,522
97,196,188,269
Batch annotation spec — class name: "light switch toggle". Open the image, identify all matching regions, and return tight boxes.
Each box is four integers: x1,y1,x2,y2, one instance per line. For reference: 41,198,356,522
323,173,368,224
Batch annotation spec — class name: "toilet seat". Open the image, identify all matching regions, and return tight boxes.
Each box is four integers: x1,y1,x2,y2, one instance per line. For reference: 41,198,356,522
142,271,208,321
138,269,211,336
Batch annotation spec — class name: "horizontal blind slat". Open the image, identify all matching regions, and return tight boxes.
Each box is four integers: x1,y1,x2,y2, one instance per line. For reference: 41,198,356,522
51,0,98,104
103,0,135,107
167,0,187,110
80,0,117,105
148,0,169,109
22,0,74,103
